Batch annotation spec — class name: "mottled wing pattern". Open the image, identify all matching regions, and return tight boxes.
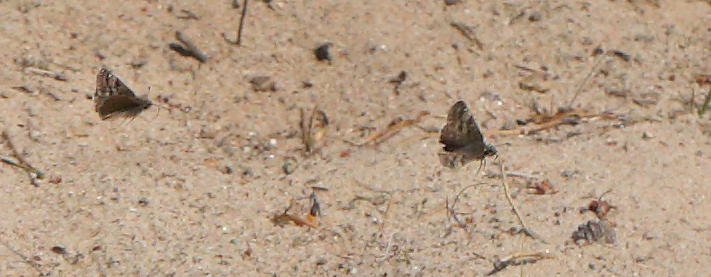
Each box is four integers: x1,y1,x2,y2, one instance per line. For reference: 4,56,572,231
438,100,488,168
439,101,485,152
94,67,153,120
94,68,112,107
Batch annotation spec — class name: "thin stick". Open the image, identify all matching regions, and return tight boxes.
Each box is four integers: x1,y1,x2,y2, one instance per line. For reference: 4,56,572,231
28,68,68,81
2,130,43,186
447,183,487,241
494,109,618,137
177,9,200,20
699,87,711,117
500,164,548,244
1,240,44,275
3,131,30,168
300,107,327,152
377,232,395,262
175,31,208,63
486,171,542,180
566,56,606,108
449,20,484,50
378,193,395,234
223,0,250,45
237,0,249,45
351,177,395,194
487,252,554,276
345,111,430,146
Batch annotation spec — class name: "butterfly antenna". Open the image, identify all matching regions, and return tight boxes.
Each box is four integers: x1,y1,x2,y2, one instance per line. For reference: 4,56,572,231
154,101,161,120
147,87,162,121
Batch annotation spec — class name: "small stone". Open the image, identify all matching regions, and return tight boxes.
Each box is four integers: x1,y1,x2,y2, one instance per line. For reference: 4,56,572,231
580,37,593,46
634,34,653,43
633,92,660,107
282,157,298,174
592,46,605,56
519,80,550,93
51,246,68,255
315,43,333,62
138,197,150,206
572,220,616,245
528,11,541,21
49,175,62,184
223,166,233,175
199,125,220,139
479,90,501,101
389,70,407,84
605,86,629,98
250,76,277,92
611,50,631,62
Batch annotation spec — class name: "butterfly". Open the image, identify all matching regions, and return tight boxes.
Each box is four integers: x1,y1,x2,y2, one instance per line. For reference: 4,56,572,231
438,100,497,170
94,67,153,120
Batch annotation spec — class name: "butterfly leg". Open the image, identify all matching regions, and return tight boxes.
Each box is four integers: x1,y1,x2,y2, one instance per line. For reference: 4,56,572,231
474,158,487,176
125,115,138,125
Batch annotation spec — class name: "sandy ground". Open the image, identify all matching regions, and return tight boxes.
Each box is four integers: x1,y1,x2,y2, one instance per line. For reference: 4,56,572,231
1,0,711,276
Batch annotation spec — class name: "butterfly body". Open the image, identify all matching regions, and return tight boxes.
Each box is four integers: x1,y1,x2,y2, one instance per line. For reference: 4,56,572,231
94,68,153,120
439,100,497,168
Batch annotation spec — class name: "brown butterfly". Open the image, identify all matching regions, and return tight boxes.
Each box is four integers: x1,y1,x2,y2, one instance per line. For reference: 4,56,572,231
439,100,497,169
94,67,153,120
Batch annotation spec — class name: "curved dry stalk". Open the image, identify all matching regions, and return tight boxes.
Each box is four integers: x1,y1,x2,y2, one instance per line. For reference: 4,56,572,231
446,182,489,241
500,164,548,244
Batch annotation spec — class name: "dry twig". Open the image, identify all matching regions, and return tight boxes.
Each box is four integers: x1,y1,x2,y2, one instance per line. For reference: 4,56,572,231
176,8,200,20
224,0,250,45
496,108,618,137
347,111,430,146
27,68,68,81
1,240,46,275
271,199,319,229
487,252,555,276
300,106,329,152
446,183,488,241
500,164,548,243
567,56,607,108
169,31,208,63
449,20,484,50
2,130,43,186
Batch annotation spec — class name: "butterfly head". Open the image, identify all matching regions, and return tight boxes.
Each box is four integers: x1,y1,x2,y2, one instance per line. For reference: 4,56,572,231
484,143,497,157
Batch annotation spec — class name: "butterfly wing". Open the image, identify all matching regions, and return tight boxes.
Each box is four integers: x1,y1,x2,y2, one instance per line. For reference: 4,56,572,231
97,95,153,120
438,101,488,167
94,68,112,111
439,101,485,152
94,68,152,120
